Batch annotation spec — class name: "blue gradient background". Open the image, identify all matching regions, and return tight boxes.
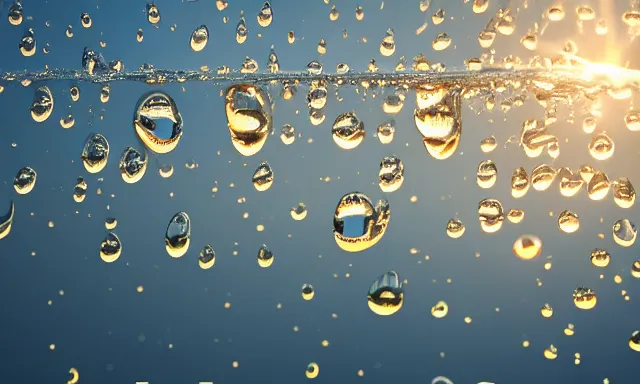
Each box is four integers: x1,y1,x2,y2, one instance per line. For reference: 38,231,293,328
0,0,639,383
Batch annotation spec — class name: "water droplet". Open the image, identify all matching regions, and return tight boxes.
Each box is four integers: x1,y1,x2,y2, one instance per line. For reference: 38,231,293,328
159,164,174,178
355,5,364,20
0,201,15,240
73,177,87,203
134,91,183,154
70,86,80,102
225,84,272,156
367,271,404,316
511,167,530,198
146,3,160,24
588,132,614,161
306,61,323,75
629,331,640,352
307,80,328,110
100,232,122,263
573,287,597,310
613,219,637,247
513,235,542,260
382,90,405,115
631,261,640,278
478,29,496,48
558,210,579,233
520,32,538,50
252,161,274,191
472,0,489,14
199,245,215,269
305,362,319,379
165,212,191,258
480,136,497,153
477,160,498,189
414,88,462,160
622,10,640,28
30,86,54,123
291,202,308,221
507,209,524,224
236,14,248,44
13,166,36,194
625,111,640,131
432,8,445,24
81,133,109,174
333,192,390,252
257,1,273,27
446,218,465,239
329,5,339,21
136,29,144,42
478,198,504,233
576,5,595,21
119,147,147,184
587,170,610,200
287,30,295,44
377,120,395,144
80,13,92,28
547,4,565,21
541,303,553,318
19,28,36,57
301,284,315,300
8,1,23,26
531,164,556,191
595,19,608,35
280,124,295,145
240,56,259,73
336,62,349,74
380,29,396,56
432,32,451,51
613,177,635,208
378,156,404,193
431,301,449,318
190,25,209,52
105,218,117,230
332,112,365,150
590,249,610,268
100,84,110,103
317,39,327,55
257,244,274,268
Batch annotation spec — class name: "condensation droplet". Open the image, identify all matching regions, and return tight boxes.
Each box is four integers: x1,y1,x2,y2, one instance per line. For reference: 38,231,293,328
367,271,404,316
333,192,390,252
133,92,183,154
165,212,191,258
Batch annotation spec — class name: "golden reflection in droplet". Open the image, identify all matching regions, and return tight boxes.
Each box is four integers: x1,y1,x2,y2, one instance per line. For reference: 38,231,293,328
513,235,542,260
431,301,449,318
573,287,597,310
306,362,319,379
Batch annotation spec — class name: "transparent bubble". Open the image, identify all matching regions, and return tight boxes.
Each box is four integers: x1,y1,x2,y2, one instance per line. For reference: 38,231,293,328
199,245,215,269
367,271,404,316
30,86,54,123
13,166,37,195
573,287,597,310
252,162,274,192
478,198,504,233
0,200,15,240
378,156,404,193
165,212,191,258
513,235,542,260
558,210,580,234
446,218,465,239
590,249,610,268
119,147,148,184
333,192,390,252
81,133,110,174
257,244,274,268
612,219,637,247
190,25,209,52
332,112,365,150
133,92,183,154
99,232,122,263
225,84,272,156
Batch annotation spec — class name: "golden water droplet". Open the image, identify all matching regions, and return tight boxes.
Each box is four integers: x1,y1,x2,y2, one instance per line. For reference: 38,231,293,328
558,210,580,234
305,362,319,379
590,249,610,268
225,84,272,156
513,235,542,260
472,0,489,14
332,112,365,150
587,171,610,200
540,303,553,318
544,345,558,360
257,244,274,268
367,271,404,316
0,201,15,240
446,218,465,239
301,284,315,300
613,219,637,247
432,33,451,51
431,301,449,318
333,192,390,252
508,209,524,224
613,177,635,208
531,164,556,192
511,167,530,198
414,88,462,160
477,160,497,189
629,331,640,352
252,161,274,191
573,287,597,310
478,198,504,233
100,232,122,263
380,29,396,56
165,212,190,258
588,132,614,161
547,4,565,21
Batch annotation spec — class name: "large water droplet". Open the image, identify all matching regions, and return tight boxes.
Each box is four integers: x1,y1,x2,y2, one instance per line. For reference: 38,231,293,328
305,362,319,379
558,210,579,233
513,235,542,260
133,91,184,154
146,3,160,24
165,212,190,258
587,170,610,200
558,168,584,197
100,232,122,263
81,133,109,174
301,284,315,300
13,166,36,194
478,198,504,233
590,249,610,268
225,84,272,156
19,28,36,57
257,1,273,27
367,271,404,316
414,88,462,160
446,218,465,239
8,1,23,26
432,32,452,51
613,177,635,208
30,86,54,123
333,192,390,252
332,112,365,150
252,161,274,191
119,147,148,184
531,164,556,191
511,167,530,198
588,132,614,161
190,25,209,52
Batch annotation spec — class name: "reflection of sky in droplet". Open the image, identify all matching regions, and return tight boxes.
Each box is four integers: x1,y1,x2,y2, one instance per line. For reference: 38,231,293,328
342,215,366,238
